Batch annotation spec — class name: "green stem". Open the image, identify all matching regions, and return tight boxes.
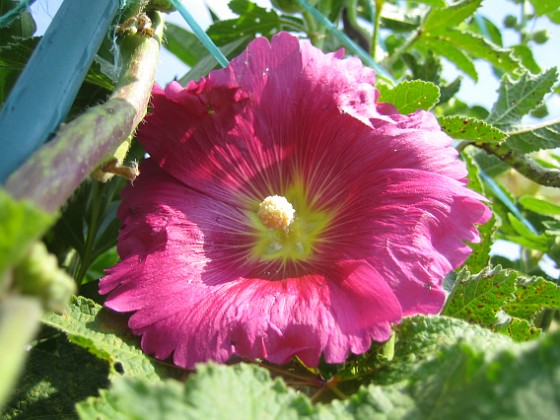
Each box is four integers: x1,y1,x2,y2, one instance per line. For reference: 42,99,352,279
295,0,394,83
371,0,384,60
303,10,319,45
0,0,36,28
478,143,560,189
4,12,165,213
386,29,420,67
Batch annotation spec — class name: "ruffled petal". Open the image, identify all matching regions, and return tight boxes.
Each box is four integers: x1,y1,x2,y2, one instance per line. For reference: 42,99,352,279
112,258,400,368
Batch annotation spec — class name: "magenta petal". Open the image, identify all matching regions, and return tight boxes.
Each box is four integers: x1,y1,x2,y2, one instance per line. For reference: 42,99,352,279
114,259,400,368
101,32,491,369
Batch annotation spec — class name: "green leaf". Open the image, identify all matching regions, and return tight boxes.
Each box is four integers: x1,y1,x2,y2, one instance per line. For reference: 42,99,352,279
77,363,314,419
504,276,560,320
0,189,55,281
207,0,282,46
529,0,560,16
163,22,208,67
505,118,560,153
511,44,542,74
507,213,551,252
423,0,482,34
377,80,440,113
406,330,560,417
442,266,517,328
520,195,560,216
43,296,184,381
439,115,506,142
488,68,558,128
3,337,109,420
416,37,478,80
439,29,519,75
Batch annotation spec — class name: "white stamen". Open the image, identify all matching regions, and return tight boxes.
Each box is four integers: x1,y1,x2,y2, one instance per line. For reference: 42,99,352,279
257,195,295,231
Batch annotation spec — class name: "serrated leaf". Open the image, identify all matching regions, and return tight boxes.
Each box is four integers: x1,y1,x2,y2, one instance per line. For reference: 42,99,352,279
442,266,517,327
423,0,482,34
488,68,558,128
43,296,184,381
505,118,560,153
77,363,314,419
0,189,55,280
163,23,208,67
207,0,282,46
378,80,440,113
3,337,109,420
416,37,478,80
496,317,540,342
440,115,506,142
505,276,560,320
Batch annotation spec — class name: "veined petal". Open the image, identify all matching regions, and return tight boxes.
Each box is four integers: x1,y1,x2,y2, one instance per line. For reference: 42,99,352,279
102,32,491,369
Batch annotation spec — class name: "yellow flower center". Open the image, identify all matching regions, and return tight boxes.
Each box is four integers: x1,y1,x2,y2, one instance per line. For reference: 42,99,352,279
247,182,332,267
257,195,295,231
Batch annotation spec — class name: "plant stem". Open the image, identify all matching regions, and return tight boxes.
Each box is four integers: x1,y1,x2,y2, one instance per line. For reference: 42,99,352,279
371,0,384,60
4,12,165,213
478,143,560,189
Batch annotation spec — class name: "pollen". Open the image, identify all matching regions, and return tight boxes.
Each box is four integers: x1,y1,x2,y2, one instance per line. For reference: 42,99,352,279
257,195,295,231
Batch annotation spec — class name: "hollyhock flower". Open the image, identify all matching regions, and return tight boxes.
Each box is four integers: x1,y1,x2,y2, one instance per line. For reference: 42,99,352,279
100,32,491,369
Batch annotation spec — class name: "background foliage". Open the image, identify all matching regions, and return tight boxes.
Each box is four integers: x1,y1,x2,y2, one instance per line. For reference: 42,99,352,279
1,0,560,417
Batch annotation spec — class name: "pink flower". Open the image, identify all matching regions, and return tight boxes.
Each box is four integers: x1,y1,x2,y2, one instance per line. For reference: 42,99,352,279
100,33,491,369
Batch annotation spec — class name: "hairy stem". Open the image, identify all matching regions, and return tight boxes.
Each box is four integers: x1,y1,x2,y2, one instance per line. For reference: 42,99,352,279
478,143,560,188
5,12,165,213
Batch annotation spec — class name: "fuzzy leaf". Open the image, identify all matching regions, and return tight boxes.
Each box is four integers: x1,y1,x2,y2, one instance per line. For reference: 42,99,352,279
75,316,560,419
3,338,109,420
405,330,560,418
422,0,482,34
488,68,558,128
505,118,560,153
207,0,282,46
440,115,506,142
77,363,314,419
43,296,183,381
505,276,560,320
442,266,517,327
378,80,440,113
0,189,55,281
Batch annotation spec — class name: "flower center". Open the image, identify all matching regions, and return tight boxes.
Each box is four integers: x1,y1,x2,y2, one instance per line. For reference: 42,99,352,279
257,195,295,231
246,182,332,269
